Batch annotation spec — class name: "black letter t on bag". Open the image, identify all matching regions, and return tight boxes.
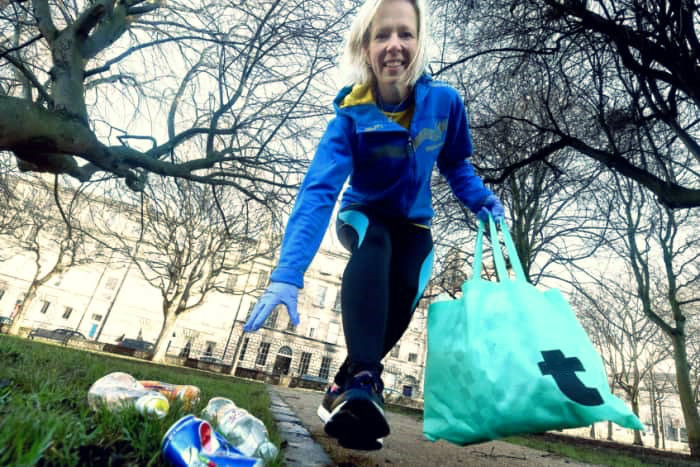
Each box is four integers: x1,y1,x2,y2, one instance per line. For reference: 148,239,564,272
538,350,604,406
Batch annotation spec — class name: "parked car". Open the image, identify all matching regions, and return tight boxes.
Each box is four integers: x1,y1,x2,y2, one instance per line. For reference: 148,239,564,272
198,355,224,364
116,338,154,352
0,316,12,333
28,327,86,343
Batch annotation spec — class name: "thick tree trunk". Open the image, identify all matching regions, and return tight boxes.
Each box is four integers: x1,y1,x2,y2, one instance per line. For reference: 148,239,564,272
51,29,89,124
660,402,666,449
7,284,38,335
649,380,660,448
670,334,700,457
152,307,178,363
631,395,643,445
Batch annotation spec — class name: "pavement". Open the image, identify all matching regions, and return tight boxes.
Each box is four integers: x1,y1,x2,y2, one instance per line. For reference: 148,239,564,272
267,385,607,467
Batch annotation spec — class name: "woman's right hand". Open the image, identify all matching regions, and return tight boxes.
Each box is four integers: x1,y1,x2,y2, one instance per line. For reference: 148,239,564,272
243,281,300,332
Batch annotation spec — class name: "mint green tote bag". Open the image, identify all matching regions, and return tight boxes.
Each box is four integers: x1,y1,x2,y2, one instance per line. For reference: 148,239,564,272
423,216,644,445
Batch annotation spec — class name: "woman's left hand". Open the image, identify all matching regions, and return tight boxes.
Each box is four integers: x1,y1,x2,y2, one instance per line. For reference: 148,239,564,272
476,195,505,223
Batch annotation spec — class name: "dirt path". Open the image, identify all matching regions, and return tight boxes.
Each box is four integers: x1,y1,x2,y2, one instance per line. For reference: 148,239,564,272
271,386,607,467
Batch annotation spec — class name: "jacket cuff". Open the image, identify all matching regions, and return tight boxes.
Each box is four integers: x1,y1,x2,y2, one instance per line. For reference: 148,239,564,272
469,193,493,214
270,267,304,289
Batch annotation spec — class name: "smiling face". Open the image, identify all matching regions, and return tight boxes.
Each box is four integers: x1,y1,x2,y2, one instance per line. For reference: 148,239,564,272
364,0,418,104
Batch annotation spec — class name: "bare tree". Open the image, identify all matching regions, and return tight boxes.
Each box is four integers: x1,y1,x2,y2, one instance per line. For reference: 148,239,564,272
582,172,700,455
90,176,275,363
0,155,22,255
689,313,700,405
428,0,700,454
2,175,91,334
429,63,608,295
573,271,671,445
0,0,343,203
647,368,677,449
430,0,700,209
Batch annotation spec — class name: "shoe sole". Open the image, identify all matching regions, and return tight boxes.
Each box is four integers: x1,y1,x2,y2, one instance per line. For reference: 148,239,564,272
324,397,390,442
317,403,331,424
319,401,384,450
338,435,384,451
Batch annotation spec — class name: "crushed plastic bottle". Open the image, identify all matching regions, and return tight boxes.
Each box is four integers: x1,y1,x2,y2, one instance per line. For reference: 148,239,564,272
140,380,201,408
201,397,278,463
88,371,169,417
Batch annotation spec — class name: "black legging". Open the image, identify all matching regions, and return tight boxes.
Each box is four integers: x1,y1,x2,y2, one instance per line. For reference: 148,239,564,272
333,207,433,384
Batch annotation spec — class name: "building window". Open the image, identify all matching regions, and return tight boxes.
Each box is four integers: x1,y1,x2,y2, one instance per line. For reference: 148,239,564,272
667,424,678,441
307,317,319,338
314,286,327,307
204,341,216,357
298,352,312,375
402,385,413,397
180,340,192,358
326,322,339,344
256,342,271,366
226,274,238,291
390,345,400,358
319,356,332,380
39,300,50,314
246,301,256,320
408,353,418,363
92,314,103,322
61,307,73,319
267,307,279,328
286,319,295,332
105,277,119,290
256,271,267,289
332,290,341,312
238,337,249,361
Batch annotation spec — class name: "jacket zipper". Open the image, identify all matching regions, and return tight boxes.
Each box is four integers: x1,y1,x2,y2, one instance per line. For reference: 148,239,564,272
404,136,418,213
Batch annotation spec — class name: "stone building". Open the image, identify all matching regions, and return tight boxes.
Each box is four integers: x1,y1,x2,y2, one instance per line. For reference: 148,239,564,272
0,177,430,399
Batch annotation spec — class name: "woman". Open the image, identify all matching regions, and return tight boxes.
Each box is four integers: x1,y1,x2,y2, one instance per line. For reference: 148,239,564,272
243,0,504,450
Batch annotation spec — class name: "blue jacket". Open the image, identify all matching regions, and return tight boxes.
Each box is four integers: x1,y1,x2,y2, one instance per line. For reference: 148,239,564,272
271,74,493,288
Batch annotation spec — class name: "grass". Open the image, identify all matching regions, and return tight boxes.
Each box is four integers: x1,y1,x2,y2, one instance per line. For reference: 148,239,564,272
383,401,695,467
507,434,646,467
503,433,696,467
0,334,283,467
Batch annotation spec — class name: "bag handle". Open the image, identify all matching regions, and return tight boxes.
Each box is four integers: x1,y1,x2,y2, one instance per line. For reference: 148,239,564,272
472,220,485,279
487,215,509,280
496,217,526,282
471,214,526,283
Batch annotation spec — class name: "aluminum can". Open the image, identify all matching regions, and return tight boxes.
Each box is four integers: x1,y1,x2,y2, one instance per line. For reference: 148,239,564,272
162,414,263,467
140,380,201,408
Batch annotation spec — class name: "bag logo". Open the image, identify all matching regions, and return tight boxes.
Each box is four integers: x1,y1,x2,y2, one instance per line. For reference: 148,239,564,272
538,350,604,406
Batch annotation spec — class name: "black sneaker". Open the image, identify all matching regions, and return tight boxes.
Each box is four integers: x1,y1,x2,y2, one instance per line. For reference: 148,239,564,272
323,370,389,450
317,383,343,424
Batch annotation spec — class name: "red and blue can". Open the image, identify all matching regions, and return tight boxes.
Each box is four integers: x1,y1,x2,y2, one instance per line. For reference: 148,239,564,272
162,415,263,467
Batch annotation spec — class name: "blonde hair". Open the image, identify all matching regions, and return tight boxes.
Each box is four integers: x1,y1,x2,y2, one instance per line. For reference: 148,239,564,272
340,0,430,87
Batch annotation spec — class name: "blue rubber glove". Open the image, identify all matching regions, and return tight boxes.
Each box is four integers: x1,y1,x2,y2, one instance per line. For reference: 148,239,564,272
243,281,299,332
476,194,505,223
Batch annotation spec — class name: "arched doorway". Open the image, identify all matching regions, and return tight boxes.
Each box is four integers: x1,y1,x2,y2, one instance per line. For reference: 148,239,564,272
402,375,418,397
273,346,293,376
